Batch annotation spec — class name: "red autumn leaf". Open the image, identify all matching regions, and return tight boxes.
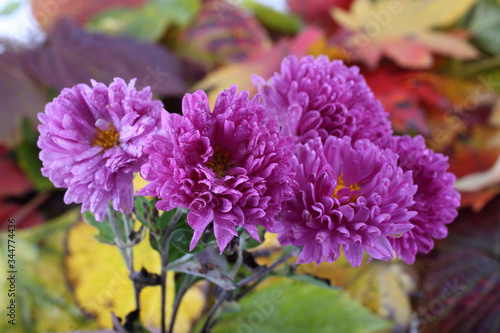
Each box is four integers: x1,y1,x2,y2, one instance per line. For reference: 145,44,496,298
416,196,500,333
364,66,450,134
32,0,148,29
0,199,44,231
288,0,353,32
0,146,32,197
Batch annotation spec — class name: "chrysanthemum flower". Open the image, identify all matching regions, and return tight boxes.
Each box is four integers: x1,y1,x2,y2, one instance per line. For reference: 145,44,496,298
38,78,163,221
384,135,460,264
138,85,294,253
252,55,392,145
273,136,417,267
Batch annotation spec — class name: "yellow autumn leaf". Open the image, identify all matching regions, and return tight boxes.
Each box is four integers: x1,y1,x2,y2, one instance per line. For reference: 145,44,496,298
65,220,206,332
332,0,479,68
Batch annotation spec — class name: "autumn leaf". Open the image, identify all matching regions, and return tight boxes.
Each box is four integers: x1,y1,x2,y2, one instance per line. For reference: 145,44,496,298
0,145,32,197
0,53,47,147
65,219,207,332
0,210,96,333
31,0,148,29
87,0,201,41
193,26,323,106
364,66,480,135
23,18,187,96
298,258,417,332
288,0,353,32
415,196,500,333
213,278,392,333
176,0,270,70
332,0,480,69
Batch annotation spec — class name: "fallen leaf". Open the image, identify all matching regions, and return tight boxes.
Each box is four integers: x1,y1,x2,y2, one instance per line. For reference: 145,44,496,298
213,278,392,333
0,53,47,147
65,219,206,332
87,0,201,41
176,0,270,69
0,210,96,333
22,18,187,96
31,0,147,29
332,0,480,69
415,196,500,333
0,146,32,197
288,0,353,32
193,26,323,106
298,258,417,331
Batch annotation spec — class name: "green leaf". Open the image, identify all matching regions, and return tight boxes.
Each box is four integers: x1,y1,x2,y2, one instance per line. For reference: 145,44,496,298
284,273,339,290
87,0,201,41
242,0,302,35
0,1,20,15
170,228,204,254
212,278,392,333
470,0,500,55
82,211,119,245
168,255,236,290
133,195,157,229
16,120,54,191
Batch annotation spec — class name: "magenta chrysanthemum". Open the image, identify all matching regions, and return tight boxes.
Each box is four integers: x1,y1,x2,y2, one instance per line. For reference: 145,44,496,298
252,55,392,145
273,136,417,267
38,78,162,221
384,135,460,264
138,85,294,253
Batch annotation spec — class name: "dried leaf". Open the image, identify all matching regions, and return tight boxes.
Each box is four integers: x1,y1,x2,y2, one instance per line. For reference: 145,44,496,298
31,0,147,29
23,18,187,96
416,196,500,333
65,220,206,332
193,26,323,106
176,0,269,69
332,0,480,69
0,146,32,197
287,0,353,32
0,53,47,147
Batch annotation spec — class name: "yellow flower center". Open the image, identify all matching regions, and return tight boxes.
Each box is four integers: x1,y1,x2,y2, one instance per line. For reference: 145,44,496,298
207,146,231,178
332,174,360,203
92,124,120,150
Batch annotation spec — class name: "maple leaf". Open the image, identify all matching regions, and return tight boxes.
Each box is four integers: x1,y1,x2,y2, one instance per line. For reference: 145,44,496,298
332,0,480,69
287,0,353,32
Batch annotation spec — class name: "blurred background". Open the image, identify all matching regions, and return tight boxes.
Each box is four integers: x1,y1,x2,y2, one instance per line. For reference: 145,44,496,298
1,0,500,332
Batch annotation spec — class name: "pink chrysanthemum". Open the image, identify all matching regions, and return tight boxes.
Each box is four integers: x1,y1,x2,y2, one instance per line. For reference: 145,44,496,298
252,55,392,145
38,78,162,221
138,85,294,253
384,135,460,264
273,136,417,267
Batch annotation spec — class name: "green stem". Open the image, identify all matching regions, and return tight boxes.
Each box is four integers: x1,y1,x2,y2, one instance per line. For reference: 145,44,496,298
160,207,185,333
107,207,141,311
